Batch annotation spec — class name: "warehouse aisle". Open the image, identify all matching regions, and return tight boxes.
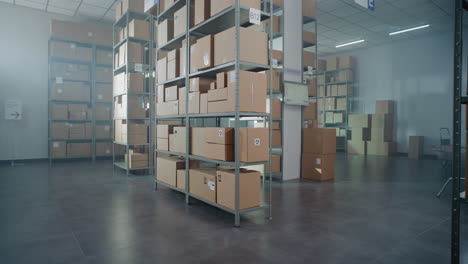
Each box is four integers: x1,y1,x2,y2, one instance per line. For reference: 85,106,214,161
0,155,466,264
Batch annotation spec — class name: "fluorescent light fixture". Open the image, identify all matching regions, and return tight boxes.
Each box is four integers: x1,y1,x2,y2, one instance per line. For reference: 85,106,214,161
389,24,430,36
335,39,365,48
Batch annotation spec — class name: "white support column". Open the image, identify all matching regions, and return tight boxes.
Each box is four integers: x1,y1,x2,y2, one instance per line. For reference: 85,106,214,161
282,0,303,181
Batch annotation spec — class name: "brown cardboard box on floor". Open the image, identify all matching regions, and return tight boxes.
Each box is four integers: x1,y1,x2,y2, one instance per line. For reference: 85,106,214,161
67,143,91,158
240,128,269,162
96,124,112,139
157,156,185,186
205,127,234,144
303,128,336,154
176,169,186,190
96,142,112,157
216,169,260,210
367,141,397,156
409,136,424,160
194,0,210,25
157,101,179,116
208,71,267,113
190,168,217,203
51,104,68,120
214,26,268,66
371,114,393,128
348,114,372,128
375,100,394,114
50,141,66,158
347,140,367,155
210,0,260,17
158,19,174,46
302,153,334,181
350,127,371,142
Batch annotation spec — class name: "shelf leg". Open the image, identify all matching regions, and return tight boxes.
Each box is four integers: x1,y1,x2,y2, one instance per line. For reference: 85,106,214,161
234,213,240,227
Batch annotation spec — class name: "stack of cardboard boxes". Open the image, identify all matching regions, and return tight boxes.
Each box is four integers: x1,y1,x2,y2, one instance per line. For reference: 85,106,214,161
302,128,336,181
408,136,424,160
347,114,371,155
368,100,396,156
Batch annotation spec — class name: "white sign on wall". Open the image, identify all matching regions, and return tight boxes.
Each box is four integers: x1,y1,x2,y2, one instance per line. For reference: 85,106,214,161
5,99,22,120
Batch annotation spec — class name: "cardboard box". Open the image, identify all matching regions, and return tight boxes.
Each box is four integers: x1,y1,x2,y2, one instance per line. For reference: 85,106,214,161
350,127,371,141
303,31,317,44
267,98,282,119
264,15,281,33
271,49,283,62
96,142,112,157
272,155,281,173
336,85,350,96
51,104,68,120
165,85,178,102
157,85,165,103
156,101,179,116
68,104,88,120
157,138,169,151
126,150,149,168
95,105,111,120
409,136,424,160
372,114,393,128
205,127,234,144
96,124,112,139
170,127,186,153
210,82,216,90
157,124,178,139
367,141,396,156
50,141,66,158
272,129,281,147
207,87,228,102
96,84,112,102
302,0,316,18
50,63,90,81
303,128,336,154
307,79,316,96
178,87,186,114
50,41,93,61
68,123,86,139
267,70,282,92
188,92,200,114
176,169,186,190
128,20,150,40
114,120,148,144
317,59,327,72
326,57,338,71
302,153,334,181
216,72,227,89
122,0,145,13
208,71,267,113
338,56,356,69
200,93,208,114
190,77,212,92
347,140,367,155
144,0,159,14
113,73,145,96
376,100,394,114
205,143,234,161
157,19,174,46
214,26,268,66
114,95,147,119
371,128,393,142
167,58,179,80
157,57,167,83
194,34,214,70
50,20,112,46
348,114,371,128
66,143,91,158
174,5,193,36
118,42,144,65
210,0,260,17
325,112,334,123
324,98,335,110
190,168,217,203
240,128,269,162
51,82,90,102
303,51,315,67
303,102,316,120
157,156,185,186
216,169,260,210
333,113,344,123
194,0,210,25
191,127,206,157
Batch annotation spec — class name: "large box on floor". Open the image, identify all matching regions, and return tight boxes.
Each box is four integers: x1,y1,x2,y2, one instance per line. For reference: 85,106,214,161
348,114,372,128
409,136,424,160
303,128,336,154
347,140,367,155
190,168,217,203
375,100,394,114
214,26,268,66
157,156,185,187
302,153,334,181
371,114,393,129
367,141,396,156
216,169,260,210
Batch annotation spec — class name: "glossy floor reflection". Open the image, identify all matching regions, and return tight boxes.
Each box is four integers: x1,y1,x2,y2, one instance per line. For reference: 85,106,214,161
0,154,467,264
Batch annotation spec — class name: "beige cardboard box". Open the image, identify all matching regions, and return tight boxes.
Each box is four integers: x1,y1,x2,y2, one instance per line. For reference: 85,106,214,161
302,153,334,181
348,114,371,128
156,124,178,139
214,26,268,66
50,19,112,47
84,123,92,139
371,114,393,128
205,143,234,161
240,128,269,162
157,101,179,116
190,168,217,203
190,77,212,92
122,0,145,13
167,59,179,80
371,128,393,142
271,50,283,64
303,31,317,44
267,70,282,92
326,57,338,71
207,87,228,102
68,104,88,120
338,56,356,69
50,63,90,81
68,123,86,139
128,19,150,40
303,128,336,154
325,112,334,123
200,93,208,114
157,57,167,83
174,5,194,36
157,156,185,186
165,85,178,102
178,87,186,114
157,85,165,103
96,49,113,65
50,41,92,61
376,100,394,114
194,0,210,25
302,0,316,18
409,136,424,160
264,15,281,33
170,127,186,153
191,127,207,157
267,98,282,119
51,82,91,102
96,124,112,139
96,142,112,157
333,113,344,123
114,95,147,119
157,138,169,151
216,169,260,210
51,104,68,120
118,42,144,65
303,102,316,120
210,81,216,90
96,84,112,102
189,92,200,114
210,0,260,17
194,34,214,70
324,98,335,110
336,85,350,96
208,71,267,113
350,127,371,141
158,19,174,46
95,105,112,120
114,120,148,144
303,51,316,68
205,127,234,144
176,169,186,190
348,140,367,155
125,150,149,168
113,73,145,96
67,143,91,158
272,155,281,173
216,72,227,89
50,141,66,158
367,141,397,156
272,129,281,147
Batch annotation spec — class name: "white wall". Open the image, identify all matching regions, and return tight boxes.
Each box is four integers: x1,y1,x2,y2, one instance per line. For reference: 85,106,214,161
0,3,109,160
327,30,465,155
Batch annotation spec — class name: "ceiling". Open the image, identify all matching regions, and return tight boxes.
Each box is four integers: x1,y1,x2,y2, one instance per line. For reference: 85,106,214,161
0,0,459,55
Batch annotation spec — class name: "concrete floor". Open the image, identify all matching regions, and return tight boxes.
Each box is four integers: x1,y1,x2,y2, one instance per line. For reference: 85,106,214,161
0,154,467,263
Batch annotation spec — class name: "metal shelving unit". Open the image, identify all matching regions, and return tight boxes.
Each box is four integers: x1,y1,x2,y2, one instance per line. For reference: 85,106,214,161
153,0,273,227
48,37,113,164
308,68,354,151
112,10,155,176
